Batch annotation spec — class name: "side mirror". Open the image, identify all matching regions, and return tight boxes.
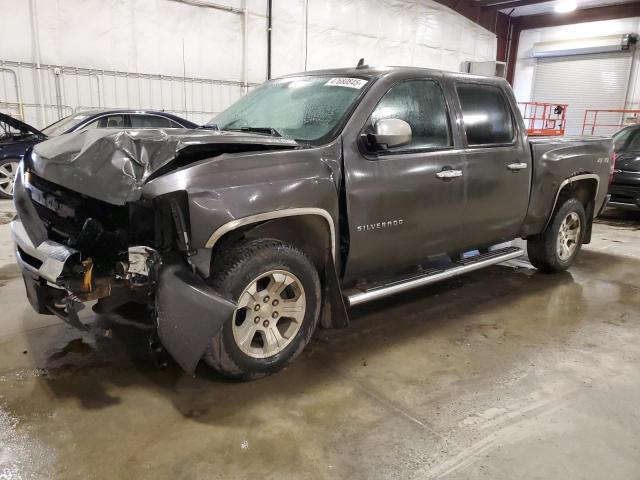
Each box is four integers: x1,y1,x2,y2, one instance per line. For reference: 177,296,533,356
366,118,412,151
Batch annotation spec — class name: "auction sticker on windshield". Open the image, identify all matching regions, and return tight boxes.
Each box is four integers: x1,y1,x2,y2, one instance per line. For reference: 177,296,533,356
325,78,368,89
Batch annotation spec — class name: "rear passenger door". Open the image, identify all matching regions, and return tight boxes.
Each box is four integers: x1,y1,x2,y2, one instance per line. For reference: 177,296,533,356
453,80,531,246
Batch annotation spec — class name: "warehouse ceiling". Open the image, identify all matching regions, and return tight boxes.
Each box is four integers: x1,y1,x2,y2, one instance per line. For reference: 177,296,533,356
474,0,638,17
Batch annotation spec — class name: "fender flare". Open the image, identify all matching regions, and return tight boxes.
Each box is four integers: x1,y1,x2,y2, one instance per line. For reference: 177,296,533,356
204,208,349,328
205,207,337,260
544,173,600,229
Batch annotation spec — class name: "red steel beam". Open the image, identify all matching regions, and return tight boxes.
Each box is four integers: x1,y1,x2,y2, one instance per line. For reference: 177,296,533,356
517,2,640,29
478,0,553,8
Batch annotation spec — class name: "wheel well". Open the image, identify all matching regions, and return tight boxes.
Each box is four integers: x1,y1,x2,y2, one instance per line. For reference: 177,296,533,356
210,215,333,273
557,178,597,209
209,214,350,329
555,178,597,243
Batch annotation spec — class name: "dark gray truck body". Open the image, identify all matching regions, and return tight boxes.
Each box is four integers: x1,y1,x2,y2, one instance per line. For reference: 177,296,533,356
11,66,613,373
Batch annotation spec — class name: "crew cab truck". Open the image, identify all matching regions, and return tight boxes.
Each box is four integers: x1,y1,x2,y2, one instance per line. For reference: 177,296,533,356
11,66,613,380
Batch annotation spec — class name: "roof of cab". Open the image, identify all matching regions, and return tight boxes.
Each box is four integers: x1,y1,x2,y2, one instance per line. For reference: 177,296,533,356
279,65,507,85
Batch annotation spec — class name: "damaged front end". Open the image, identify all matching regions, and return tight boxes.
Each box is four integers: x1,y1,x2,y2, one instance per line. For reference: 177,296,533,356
9,128,297,372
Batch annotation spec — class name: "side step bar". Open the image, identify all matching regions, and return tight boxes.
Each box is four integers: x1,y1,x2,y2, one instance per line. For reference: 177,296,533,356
345,246,524,307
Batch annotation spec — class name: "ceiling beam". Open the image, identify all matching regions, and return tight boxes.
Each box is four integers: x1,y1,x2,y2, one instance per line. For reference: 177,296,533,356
517,1,640,29
431,0,483,23
477,0,550,7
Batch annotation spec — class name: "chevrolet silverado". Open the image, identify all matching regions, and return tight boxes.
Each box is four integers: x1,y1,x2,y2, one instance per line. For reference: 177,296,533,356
11,66,614,379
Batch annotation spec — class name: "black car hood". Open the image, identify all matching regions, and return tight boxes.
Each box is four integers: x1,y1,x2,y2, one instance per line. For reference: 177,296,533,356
616,152,640,172
0,112,46,139
28,128,300,205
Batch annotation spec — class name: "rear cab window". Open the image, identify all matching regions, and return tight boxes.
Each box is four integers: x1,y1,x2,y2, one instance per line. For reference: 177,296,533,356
456,82,515,146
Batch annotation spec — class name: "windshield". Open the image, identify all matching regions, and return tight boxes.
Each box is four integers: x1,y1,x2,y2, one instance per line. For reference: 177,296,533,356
207,76,370,143
614,127,640,152
41,112,93,136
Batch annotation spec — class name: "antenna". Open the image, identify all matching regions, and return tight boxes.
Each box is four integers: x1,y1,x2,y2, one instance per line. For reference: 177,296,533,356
356,58,367,69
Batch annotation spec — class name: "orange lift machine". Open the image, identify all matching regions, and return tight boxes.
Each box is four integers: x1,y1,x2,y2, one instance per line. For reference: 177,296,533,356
518,102,568,136
581,109,640,135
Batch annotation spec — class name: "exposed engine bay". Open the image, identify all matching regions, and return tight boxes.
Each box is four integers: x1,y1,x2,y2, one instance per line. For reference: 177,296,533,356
20,170,187,302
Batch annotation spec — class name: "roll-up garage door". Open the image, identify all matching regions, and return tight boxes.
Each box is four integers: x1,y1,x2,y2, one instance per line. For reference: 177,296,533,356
532,52,633,135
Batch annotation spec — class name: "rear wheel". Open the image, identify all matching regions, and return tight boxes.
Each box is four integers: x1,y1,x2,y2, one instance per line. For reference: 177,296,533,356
0,159,19,199
204,239,321,380
527,197,586,273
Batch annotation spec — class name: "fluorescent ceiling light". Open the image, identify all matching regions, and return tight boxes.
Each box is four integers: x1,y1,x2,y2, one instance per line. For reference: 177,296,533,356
554,0,577,13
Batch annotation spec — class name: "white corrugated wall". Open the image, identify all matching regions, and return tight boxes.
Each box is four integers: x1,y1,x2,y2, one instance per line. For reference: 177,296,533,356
0,0,497,128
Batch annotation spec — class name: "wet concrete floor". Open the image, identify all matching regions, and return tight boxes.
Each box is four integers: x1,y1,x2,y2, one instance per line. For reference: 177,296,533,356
0,201,639,479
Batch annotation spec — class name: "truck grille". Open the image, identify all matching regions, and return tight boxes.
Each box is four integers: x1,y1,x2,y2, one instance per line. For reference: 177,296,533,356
26,173,130,258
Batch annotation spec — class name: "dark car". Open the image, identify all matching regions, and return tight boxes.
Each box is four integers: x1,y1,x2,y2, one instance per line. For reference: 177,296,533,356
609,124,640,209
0,110,197,199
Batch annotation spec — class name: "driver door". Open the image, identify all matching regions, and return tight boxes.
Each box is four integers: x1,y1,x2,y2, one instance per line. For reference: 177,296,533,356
343,77,468,282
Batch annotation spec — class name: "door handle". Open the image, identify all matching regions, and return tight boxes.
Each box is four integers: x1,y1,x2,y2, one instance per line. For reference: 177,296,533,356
507,162,528,171
436,169,463,179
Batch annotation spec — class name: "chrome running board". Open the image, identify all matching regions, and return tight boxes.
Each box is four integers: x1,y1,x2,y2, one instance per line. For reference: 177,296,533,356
345,246,524,307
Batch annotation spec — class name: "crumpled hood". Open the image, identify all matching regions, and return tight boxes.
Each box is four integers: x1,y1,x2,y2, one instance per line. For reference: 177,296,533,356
616,152,640,172
28,128,299,205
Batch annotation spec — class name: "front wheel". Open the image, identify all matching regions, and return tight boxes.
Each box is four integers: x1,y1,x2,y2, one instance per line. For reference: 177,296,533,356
527,197,586,273
204,239,321,380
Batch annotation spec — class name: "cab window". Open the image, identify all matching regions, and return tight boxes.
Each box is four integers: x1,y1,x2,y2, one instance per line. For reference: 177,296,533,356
456,83,514,146
367,79,452,153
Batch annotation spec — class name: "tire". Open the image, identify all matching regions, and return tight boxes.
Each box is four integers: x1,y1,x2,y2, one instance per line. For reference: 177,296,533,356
204,239,321,380
0,158,19,199
527,197,586,273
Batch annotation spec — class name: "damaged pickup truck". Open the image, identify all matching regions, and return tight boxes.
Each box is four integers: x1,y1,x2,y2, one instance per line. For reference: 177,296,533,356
12,66,613,379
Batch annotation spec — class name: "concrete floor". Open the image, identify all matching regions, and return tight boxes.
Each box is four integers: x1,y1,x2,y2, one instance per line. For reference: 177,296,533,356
1,199,639,479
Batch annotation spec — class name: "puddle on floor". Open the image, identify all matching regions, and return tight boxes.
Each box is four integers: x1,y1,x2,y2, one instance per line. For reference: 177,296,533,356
0,406,56,479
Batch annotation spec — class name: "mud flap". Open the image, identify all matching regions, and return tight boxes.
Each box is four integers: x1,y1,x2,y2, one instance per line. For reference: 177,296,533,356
156,261,236,374
322,254,350,328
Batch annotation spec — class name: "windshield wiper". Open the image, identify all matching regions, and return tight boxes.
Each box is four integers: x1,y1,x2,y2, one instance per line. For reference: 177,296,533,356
226,127,282,137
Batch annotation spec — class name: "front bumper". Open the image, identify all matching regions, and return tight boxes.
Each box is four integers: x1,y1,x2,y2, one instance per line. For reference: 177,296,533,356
11,218,79,285
608,181,640,208
12,216,236,374
12,162,236,374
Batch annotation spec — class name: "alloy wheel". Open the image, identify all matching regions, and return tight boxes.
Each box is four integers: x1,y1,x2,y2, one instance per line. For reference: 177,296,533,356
232,270,306,359
556,211,581,261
